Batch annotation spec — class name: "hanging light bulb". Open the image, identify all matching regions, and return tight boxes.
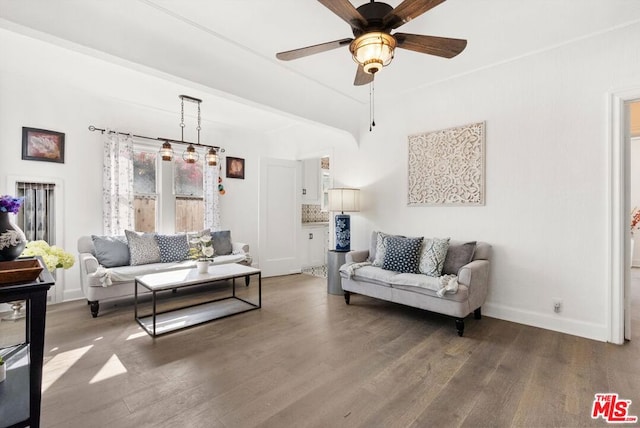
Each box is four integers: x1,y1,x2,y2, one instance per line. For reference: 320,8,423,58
206,147,218,166
159,141,174,161
182,144,199,164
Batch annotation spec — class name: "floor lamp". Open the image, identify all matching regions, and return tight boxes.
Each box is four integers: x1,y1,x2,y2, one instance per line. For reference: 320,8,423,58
328,188,360,252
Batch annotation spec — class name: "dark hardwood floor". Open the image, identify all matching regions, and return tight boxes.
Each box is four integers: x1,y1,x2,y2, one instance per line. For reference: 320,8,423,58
4,272,640,427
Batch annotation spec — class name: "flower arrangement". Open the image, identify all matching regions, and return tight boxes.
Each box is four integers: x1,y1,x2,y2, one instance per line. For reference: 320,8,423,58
189,234,214,261
0,195,24,214
21,240,75,272
632,208,640,233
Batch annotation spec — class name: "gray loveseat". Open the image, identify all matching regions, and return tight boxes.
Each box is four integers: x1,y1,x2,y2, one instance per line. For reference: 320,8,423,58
340,232,491,336
78,230,251,317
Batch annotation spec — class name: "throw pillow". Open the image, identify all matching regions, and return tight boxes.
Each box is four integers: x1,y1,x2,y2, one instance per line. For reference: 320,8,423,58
372,232,391,267
382,236,424,273
155,234,190,263
212,230,233,256
419,237,451,277
125,230,161,266
91,235,129,268
442,241,477,275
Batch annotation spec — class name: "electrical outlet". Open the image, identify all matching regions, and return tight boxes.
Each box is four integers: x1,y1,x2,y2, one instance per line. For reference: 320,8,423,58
553,298,562,313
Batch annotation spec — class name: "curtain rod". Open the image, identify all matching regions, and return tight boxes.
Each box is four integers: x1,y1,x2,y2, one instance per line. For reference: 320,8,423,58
87,125,224,152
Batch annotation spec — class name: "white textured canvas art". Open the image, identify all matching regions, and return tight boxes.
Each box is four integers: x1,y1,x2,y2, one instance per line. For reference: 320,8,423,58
408,122,485,206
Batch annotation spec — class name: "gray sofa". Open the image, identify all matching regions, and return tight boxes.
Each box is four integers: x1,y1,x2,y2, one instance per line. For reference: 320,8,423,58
78,232,251,317
340,232,491,336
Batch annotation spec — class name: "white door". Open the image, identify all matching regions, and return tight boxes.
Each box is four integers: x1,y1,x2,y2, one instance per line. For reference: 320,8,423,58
259,158,301,277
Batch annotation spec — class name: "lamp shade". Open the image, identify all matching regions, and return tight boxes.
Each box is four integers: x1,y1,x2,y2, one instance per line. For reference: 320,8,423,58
349,32,396,74
328,188,360,213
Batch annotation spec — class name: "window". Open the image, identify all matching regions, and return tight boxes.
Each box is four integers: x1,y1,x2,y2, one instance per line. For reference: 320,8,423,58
174,157,204,233
132,145,206,234
16,182,56,242
133,150,157,232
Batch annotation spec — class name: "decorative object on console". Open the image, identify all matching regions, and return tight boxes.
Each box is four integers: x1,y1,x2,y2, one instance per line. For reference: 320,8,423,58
0,195,26,261
88,95,224,167
226,157,245,179
21,240,75,272
22,127,65,163
328,188,360,252
408,121,485,206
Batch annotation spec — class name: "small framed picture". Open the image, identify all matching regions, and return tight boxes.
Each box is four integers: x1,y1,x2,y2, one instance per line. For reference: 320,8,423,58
226,157,245,179
22,127,65,163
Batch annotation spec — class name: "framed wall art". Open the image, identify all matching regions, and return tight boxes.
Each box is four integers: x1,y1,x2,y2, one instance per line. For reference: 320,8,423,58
22,127,65,164
407,121,485,206
226,157,245,179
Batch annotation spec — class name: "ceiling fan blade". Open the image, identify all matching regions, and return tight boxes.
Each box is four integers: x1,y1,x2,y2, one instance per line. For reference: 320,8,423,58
383,0,447,31
276,38,353,61
318,0,367,31
354,65,374,86
394,33,467,58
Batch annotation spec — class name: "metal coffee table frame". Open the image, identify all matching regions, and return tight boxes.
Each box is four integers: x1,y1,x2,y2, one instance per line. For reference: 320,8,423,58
134,264,261,337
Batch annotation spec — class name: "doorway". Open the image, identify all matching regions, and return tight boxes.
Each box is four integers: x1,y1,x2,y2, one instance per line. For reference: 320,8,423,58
610,90,640,344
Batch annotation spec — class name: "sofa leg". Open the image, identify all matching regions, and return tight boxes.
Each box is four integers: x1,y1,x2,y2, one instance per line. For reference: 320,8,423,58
245,275,250,286
474,307,482,320
344,291,351,305
89,301,99,318
455,318,465,337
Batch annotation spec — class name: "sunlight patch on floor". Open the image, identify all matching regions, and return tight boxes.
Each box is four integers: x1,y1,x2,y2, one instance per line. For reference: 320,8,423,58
89,354,127,384
42,345,93,392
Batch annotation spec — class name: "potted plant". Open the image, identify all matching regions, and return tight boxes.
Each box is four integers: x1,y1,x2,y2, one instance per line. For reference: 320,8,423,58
190,234,214,274
0,355,5,383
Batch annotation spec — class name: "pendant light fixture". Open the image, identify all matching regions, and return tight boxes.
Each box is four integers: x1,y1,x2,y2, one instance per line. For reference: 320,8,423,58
90,94,223,164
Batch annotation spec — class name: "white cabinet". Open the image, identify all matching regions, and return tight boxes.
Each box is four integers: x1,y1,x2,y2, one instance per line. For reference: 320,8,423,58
301,158,320,204
300,225,329,267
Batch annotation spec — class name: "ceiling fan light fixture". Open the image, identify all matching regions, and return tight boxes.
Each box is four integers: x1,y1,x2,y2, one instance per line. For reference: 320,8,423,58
350,32,396,75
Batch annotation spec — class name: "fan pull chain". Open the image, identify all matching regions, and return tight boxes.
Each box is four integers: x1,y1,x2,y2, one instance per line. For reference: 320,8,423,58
369,80,376,132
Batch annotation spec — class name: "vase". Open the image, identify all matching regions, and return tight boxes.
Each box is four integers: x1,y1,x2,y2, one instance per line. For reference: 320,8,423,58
0,211,27,261
0,363,5,383
196,260,209,274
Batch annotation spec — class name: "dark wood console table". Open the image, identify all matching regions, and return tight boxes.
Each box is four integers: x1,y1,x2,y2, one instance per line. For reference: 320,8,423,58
0,257,54,428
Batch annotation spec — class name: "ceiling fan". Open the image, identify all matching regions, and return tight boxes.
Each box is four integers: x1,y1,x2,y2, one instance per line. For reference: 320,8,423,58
276,0,467,86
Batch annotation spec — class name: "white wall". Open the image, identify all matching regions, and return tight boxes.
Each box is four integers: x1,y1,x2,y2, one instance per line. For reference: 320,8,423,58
332,22,640,342
0,28,337,301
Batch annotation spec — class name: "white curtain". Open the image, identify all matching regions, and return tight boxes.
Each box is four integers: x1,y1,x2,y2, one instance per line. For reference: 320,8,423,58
102,132,134,235
203,161,221,231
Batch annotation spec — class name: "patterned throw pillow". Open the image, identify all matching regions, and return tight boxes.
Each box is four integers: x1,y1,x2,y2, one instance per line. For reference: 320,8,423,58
382,236,424,273
372,232,391,267
155,234,190,263
442,241,477,275
212,230,232,256
125,230,161,266
419,237,451,277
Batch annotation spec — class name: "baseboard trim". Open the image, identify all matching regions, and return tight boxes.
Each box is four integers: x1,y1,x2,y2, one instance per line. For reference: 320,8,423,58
483,302,609,342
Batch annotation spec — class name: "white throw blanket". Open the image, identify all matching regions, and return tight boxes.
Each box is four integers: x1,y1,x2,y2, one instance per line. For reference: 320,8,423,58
340,261,372,278
436,274,459,297
94,266,113,287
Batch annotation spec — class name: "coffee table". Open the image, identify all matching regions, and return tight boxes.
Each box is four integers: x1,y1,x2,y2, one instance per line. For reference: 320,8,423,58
134,263,261,337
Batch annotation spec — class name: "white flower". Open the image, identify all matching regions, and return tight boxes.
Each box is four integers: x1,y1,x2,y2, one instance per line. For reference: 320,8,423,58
202,246,214,258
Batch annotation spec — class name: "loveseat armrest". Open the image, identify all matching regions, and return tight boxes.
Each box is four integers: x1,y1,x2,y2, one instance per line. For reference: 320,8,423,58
346,250,369,264
457,259,490,310
232,242,249,254
79,253,99,275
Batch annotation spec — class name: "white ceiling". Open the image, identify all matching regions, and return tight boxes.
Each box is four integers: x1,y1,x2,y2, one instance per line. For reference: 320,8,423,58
2,0,640,133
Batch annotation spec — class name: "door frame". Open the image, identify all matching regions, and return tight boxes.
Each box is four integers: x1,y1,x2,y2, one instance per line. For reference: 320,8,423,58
608,87,640,343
